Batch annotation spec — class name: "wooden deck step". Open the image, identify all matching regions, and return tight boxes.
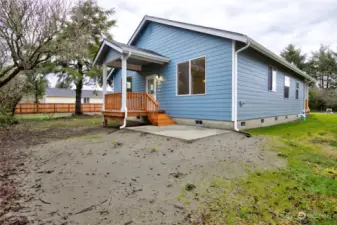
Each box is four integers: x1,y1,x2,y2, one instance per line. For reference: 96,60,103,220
148,112,175,126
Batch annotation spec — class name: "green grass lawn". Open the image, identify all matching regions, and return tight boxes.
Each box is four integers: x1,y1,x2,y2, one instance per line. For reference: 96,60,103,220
14,113,72,120
188,114,337,224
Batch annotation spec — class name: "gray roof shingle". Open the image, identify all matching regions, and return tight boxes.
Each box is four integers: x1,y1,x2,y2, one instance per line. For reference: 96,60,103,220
105,39,167,58
46,88,103,98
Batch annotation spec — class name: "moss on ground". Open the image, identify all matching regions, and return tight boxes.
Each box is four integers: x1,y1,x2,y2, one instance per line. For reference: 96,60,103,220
183,114,337,224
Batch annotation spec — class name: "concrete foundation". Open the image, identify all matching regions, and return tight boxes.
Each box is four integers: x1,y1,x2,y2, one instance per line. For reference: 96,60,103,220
172,114,300,131
173,118,234,130
237,114,300,130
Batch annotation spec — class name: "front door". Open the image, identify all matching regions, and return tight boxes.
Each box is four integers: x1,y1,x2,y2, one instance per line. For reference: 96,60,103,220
146,75,157,99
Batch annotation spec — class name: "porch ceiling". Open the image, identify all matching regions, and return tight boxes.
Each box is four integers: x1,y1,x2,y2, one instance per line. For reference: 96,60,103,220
93,39,170,71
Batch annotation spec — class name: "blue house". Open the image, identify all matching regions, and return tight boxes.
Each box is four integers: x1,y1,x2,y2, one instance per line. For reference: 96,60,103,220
93,15,315,130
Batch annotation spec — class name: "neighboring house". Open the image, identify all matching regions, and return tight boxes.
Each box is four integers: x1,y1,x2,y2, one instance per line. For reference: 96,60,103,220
93,15,315,130
43,88,103,104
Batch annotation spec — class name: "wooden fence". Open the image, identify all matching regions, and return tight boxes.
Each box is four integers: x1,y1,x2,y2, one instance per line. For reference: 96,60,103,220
15,103,103,114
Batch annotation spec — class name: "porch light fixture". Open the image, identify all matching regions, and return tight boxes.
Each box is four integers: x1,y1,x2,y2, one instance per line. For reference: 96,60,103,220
156,75,163,81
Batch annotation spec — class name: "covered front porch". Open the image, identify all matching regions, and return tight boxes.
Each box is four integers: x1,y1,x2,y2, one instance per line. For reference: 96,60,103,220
93,39,174,127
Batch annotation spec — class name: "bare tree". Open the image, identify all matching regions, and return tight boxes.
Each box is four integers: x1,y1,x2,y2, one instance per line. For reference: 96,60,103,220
0,0,68,88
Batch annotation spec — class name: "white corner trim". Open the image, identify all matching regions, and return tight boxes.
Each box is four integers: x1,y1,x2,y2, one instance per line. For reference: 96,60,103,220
233,41,251,131
231,40,235,121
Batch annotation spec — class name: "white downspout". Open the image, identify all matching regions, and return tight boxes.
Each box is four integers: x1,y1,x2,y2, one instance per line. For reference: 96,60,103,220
233,41,250,131
120,52,132,129
102,64,107,111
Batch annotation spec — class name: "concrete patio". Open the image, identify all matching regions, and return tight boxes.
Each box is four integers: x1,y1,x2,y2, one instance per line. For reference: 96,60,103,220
126,124,231,141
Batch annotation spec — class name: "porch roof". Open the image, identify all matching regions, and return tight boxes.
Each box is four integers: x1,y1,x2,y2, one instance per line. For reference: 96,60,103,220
93,39,170,69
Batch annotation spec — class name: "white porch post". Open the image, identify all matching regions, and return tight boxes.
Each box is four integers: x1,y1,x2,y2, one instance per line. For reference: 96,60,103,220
102,64,107,111
121,55,127,112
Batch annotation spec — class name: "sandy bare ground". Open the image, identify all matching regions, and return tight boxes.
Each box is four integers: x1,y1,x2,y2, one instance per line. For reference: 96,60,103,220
13,129,284,225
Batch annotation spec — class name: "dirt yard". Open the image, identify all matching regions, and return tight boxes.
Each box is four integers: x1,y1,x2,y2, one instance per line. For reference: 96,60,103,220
0,116,284,225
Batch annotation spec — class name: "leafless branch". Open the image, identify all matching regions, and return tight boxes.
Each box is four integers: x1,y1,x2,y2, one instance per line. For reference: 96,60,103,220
0,0,69,88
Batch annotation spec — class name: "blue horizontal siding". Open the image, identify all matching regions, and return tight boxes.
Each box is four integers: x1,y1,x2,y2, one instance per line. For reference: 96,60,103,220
129,22,232,121
237,48,305,120
113,70,145,93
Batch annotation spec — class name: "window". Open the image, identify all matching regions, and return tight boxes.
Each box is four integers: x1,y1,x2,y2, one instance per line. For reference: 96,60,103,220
268,66,277,92
177,56,206,95
120,76,133,92
177,61,189,95
191,57,206,94
127,77,132,92
83,97,90,103
296,82,299,99
284,76,290,99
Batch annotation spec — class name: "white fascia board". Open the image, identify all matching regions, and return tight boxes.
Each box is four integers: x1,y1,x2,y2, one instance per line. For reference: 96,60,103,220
93,40,123,66
248,38,316,83
128,16,247,45
127,16,315,83
122,48,170,63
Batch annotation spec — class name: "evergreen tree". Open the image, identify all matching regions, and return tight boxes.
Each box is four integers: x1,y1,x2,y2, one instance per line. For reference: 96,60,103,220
280,44,307,70
53,0,116,114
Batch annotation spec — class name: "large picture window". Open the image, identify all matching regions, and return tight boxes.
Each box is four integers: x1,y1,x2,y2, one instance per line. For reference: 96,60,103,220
177,56,206,95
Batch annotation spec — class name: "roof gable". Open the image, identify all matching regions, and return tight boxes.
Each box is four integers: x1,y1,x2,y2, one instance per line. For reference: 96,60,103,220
128,15,247,45
128,15,315,82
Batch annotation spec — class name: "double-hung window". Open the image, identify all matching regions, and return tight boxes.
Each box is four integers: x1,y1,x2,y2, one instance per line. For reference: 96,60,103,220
284,76,290,99
268,66,277,92
296,82,299,99
177,56,206,95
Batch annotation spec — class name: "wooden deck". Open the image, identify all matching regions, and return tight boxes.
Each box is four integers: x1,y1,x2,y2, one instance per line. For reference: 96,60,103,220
102,92,175,126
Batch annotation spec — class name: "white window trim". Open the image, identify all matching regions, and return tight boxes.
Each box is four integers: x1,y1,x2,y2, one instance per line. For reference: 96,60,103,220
284,75,290,99
272,70,277,92
296,81,300,100
176,56,207,96
268,66,277,92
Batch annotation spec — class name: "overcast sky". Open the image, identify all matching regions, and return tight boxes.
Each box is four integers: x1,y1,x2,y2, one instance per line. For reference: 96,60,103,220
103,0,337,54
53,0,337,89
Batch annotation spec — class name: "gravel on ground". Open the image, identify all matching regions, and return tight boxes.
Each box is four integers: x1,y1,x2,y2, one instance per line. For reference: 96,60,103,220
11,129,284,225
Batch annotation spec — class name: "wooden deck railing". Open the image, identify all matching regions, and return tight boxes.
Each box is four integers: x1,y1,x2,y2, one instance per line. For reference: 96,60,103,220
104,92,159,112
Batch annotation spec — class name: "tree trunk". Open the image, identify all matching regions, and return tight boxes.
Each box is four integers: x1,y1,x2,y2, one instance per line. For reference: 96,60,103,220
34,80,39,103
75,79,83,115
75,62,84,115
0,67,22,88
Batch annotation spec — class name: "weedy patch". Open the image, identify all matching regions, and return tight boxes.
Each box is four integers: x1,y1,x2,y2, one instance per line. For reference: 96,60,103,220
149,147,159,153
185,183,196,191
110,140,122,148
182,114,337,224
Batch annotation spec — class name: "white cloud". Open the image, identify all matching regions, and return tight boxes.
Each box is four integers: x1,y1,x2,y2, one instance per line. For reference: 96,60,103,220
57,0,335,89
97,0,337,55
